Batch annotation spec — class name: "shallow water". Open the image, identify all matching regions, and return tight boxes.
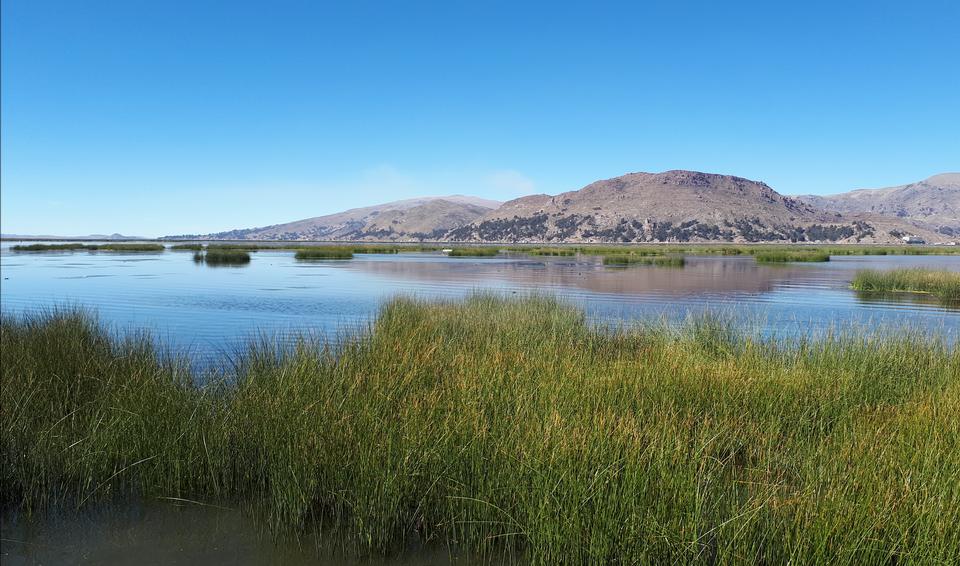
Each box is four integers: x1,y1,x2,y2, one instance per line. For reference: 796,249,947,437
2,242,959,361
0,502,476,565
3,242,959,561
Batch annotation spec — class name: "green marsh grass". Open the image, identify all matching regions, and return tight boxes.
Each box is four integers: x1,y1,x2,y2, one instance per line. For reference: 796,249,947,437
447,247,500,257
5,295,957,562
602,255,686,267
753,250,830,263
170,243,203,251
294,247,354,260
11,243,164,252
194,249,251,265
851,268,960,302
527,247,576,256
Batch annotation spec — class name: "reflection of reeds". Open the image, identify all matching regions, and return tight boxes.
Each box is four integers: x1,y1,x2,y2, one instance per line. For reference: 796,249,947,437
852,268,960,301
3,295,958,563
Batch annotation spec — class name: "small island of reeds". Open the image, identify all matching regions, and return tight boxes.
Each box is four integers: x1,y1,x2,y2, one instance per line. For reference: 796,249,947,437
193,249,251,265
169,243,203,251
851,268,960,302
447,247,500,257
602,255,685,267
753,250,830,263
294,247,354,260
12,243,165,252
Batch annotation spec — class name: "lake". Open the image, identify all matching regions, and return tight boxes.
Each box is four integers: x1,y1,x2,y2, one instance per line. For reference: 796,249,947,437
3,242,959,564
2,243,959,363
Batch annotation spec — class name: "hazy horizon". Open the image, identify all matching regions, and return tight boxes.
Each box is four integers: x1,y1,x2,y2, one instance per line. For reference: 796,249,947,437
2,1,958,237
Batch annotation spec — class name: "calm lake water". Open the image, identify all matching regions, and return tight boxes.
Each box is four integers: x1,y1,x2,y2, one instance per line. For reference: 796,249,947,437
2,242,959,361
2,242,959,563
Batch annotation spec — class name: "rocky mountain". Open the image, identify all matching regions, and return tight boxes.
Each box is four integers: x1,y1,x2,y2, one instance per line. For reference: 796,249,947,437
172,170,951,244
797,173,960,237
446,170,938,244
187,196,501,241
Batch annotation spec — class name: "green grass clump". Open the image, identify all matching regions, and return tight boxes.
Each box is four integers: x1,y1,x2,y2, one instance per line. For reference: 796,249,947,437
95,243,165,252
527,247,576,256
169,243,203,251
294,247,354,260
2,297,959,563
11,243,96,252
753,250,830,263
447,247,500,257
193,250,251,265
351,245,400,254
602,255,685,267
851,268,960,301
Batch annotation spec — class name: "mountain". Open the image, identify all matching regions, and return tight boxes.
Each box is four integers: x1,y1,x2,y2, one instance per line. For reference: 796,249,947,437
170,170,950,244
446,170,937,243
797,173,960,237
180,195,501,241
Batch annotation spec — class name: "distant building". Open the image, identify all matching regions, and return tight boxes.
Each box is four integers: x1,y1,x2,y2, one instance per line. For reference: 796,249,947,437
902,235,926,244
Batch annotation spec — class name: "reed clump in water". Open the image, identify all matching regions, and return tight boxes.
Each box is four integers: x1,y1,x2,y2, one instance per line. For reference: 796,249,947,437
11,243,164,252
852,268,960,301
2,297,959,563
753,250,830,263
602,255,685,267
447,247,500,257
294,247,353,260
193,249,251,265
170,244,203,251
527,247,576,256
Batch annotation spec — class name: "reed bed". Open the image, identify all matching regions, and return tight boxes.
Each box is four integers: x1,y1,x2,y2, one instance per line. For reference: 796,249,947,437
294,247,354,260
170,243,203,251
11,243,164,252
5,295,956,563
527,248,576,256
753,250,830,263
603,255,686,267
351,245,400,254
193,250,251,265
447,247,500,257
851,268,960,301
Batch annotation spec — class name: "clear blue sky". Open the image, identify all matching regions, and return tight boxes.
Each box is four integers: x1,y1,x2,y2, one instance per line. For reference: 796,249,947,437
2,0,958,237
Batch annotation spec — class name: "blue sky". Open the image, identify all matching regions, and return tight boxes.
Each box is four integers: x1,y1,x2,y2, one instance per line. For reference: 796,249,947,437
2,1,958,237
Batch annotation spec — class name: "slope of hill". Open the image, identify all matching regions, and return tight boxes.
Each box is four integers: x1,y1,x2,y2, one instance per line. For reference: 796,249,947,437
169,171,950,244
189,196,501,241
798,173,960,236
446,170,935,243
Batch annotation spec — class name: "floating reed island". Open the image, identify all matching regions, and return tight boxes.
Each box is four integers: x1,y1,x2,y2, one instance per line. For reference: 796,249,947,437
294,247,354,260
11,243,165,252
602,255,685,267
752,250,831,263
3,295,958,564
169,243,203,251
193,249,251,265
852,268,960,302
447,247,501,257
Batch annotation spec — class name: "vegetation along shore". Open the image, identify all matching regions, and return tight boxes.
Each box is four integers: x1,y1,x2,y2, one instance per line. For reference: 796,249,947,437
2,295,958,563
852,268,960,302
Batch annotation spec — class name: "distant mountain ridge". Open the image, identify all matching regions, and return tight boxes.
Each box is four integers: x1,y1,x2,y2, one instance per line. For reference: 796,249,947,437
167,171,955,244
171,195,501,241
797,173,960,236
